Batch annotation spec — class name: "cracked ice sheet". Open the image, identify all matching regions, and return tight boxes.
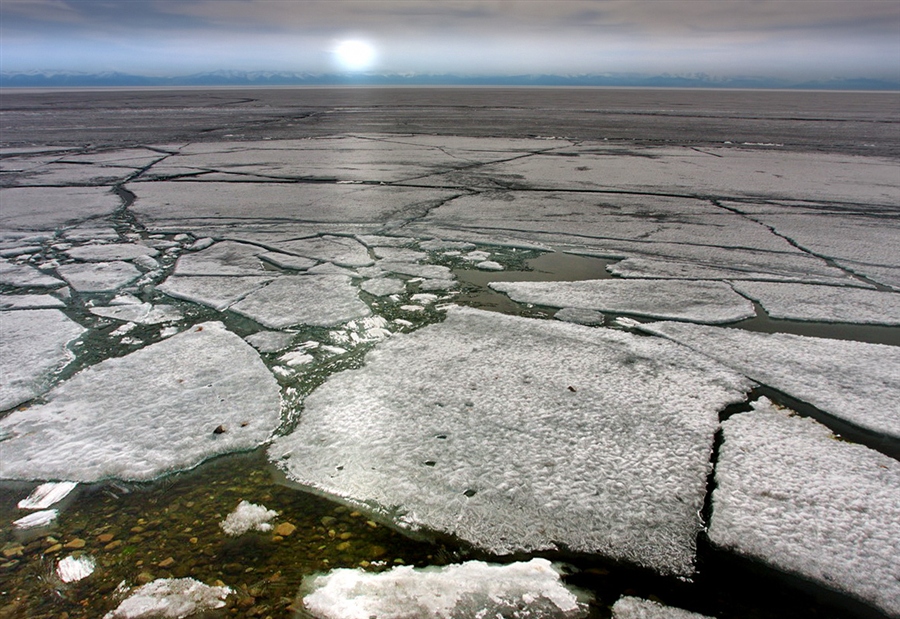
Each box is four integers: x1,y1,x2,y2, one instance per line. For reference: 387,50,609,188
639,321,900,439
269,235,373,268
491,279,755,324
0,322,281,482
172,240,267,276
301,559,586,619
90,303,183,325
230,274,370,329
57,261,142,292
731,281,900,325
0,259,65,288
0,187,121,231
271,307,751,576
0,309,85,411
157,275,275,311
709,399,900,618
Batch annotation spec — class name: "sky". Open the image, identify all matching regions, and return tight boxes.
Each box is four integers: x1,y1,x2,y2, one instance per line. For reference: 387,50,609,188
1,0,899,81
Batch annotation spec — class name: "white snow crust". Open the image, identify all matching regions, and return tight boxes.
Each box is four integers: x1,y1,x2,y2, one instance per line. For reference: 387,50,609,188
612,596,713,619
491,279,755,324
103,578,232,619
301,558,586,619
730,281,900,325
18,481,78,509
57,261,142,292
0,321,281,482
0,309,85,411
639,321,900,439
709,399,900,617
271,307,751,576
220,500,278,536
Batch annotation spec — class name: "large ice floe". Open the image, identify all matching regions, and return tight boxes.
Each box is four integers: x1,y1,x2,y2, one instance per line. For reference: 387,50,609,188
301,558,587,619
103,577,232,619
709,398,900,617
490,279,755,324
639,321,900,439
271,307,751,576
0,322,281,482
0,309,85,411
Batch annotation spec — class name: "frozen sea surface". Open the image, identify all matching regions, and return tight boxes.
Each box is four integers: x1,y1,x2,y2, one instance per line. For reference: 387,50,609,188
301,559,586,619
0,321,281,482
709,399,900,617
640,321,900,439
272,307,751,576
491,279,755,324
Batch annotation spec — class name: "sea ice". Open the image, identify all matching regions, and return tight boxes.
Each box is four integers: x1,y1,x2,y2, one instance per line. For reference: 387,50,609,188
172,240,266,276
0,309,85,411
372,246,427,262
257,250,317,271
377,261,454,280
476,260,504,271
271,307,751,576
18,481,78,509
0,259,64,288
230,275,370,329
219,500,278,536
103,578,232,619
65,243,158,262
554,308,605,326
612,596,713,619
13,509,58,529
157,274,275,311
244,330,295,353
0,294,65,310
709,399,900,617
0,322,281,482
491,279,755,324
301,558,586,619
90,303,183,325
271,235,373,268
730,281,900,325
56,261,142,292
360,277,405,297
57,554,96,583
0,187,120,230
639,321,900,439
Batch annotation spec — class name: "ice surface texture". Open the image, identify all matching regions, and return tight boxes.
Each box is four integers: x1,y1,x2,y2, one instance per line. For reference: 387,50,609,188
0,309,85,411
612,596,713,619
641,321,900,439
302,558,586,619
490,279,755,324
0,322,281,482
103,577,232,619
272,307,751,576
710,400,900,617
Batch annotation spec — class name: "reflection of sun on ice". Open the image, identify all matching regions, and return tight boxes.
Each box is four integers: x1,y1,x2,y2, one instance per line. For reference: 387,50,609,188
335,40,376,71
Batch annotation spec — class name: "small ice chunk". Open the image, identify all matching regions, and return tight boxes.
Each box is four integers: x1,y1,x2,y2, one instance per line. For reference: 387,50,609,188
373,247,427,262
356,235,415,248
157,274,275,311
491,279,755,324
279,351,314,367
614,317,642,329
361,278,405,297
612,596,713,619
132,254,160,271
410,293,438,304
258,251,317,271
399,304,425,312
57,261,142,292
103,578,232,619
18,481,78,509
109,293,143,306
0,259,64,288
464,250,492,262
245,330,295,353
219,500,278,536
188,237,215,251
57,554,96,583
0,294,65,310
159,326,179,338
307,262,358,277
419,279,457,291
110,322,137,337
63,227,118,242
419,239,476,251
0,245,41,258
301,558,586,619
90,303,182,325
13,509,58,529
554,308,605,326
173,240,264,276
476,260,504,271
709,400,900,617
65,244,158,262
378,261,453,280
273,235,373,268
731,281,900,325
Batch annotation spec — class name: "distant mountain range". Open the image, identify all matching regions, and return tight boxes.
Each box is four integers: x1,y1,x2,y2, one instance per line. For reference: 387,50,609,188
2,70,898,91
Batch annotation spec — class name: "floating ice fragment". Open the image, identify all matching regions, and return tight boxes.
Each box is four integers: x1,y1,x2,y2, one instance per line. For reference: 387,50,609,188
373,247,427,262
65,244,158,262
272,235,373,268
307,262,357,277
0,294,65,310
554,307,605,326
187,237,215,251
132,255,160,271
419,239,476,251
709,399,900,617
378,261,453,280
301,558,587,619
220,500,278,536
110,322,137,337
279,351,314,367
0,259,64,288
463,250,491,262
399,304,425,312
103,578,232,619
612,596,713,619
173,241,264,276
476,260,504,271
410,293,438,304
57,554,96,583
361,277,405,297
57,261,142,292
13,509,58,529
91,303,182,325
157,275,275,311
245,330,295,353
257,251,317,271
18,481,78,509
419,278,457,291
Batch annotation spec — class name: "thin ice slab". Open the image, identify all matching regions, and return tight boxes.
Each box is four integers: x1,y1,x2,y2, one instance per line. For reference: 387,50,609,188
65,243,158,262
90,303,183,325
709,399,900,618
0,322,281,482
0,294,65,310
731,281,900,325
231,275,370,329
0,259,64,288
491,279,755,324
0,309,85,411
271,235,374,268
157,275,275,311
18,481,78,509
172,240,266,276
612,596,713,619
639,321,900,439
301,558,587,619
271,307,751,576
56,261,141,292
103,578,232,619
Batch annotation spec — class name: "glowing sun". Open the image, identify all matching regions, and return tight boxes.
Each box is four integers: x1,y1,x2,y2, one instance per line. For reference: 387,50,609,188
335,40,376,71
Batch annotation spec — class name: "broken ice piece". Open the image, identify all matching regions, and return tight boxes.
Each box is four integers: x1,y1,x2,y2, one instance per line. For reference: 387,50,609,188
279,351,314,367
361,277,405,297
554,308,605,326
188,237,215,251
18,481,78,509
476,260,504,271
57,261,142,293
612,596,713,619
219,500,278,536
57,554,96,583
103,578,232,619
13,509,58,529
244,330,295,353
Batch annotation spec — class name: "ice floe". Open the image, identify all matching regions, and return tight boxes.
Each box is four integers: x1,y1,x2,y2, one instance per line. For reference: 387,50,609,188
0,309,85,411
476,260,504,271
244,330,295,353
220,500,278,536
0,259,64,288
103,578,232,619
0,187,120,230
0,322,281,482
0,294,65,310
90,303,183,325
57,261,142,292
360,277,405,297
230,275,370,329
730,281,900,325
372,246,427,262
491,279,755,324
172,240,265,276
639,321,900,439
554,308,605,326
257,250,317,271
65,243,158,262
18,481,78,509
612,596,713,619
271,235,373,268
57,554,96,583
157,274,275,311
301,558,587,619
271,307,751,576
709,398,900,617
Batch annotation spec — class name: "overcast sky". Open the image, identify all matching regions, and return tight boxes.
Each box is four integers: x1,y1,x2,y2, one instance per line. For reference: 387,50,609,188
2,0,898,80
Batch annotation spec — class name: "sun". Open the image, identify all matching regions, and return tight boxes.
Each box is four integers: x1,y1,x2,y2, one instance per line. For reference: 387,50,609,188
335,40,376,71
